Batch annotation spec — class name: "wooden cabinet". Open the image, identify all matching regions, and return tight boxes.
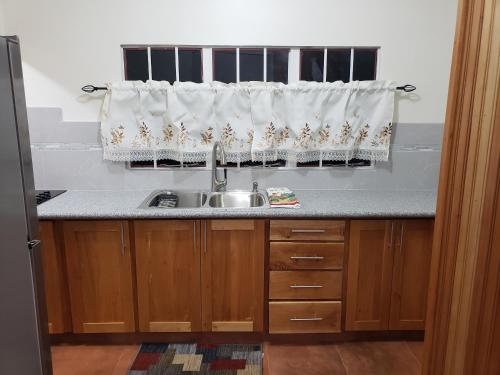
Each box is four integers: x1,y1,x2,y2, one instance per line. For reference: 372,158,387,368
39,221,70,334
202,220,265,332
346,220,394,331
269,301,342,333
389,219,434,330
346,219,433,331
268,220,345,334
63,221,135,333
134,220,201,332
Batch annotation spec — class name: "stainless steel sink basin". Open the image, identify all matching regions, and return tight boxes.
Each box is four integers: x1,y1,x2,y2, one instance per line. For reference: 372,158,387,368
208,191,268,208
140,190,207,208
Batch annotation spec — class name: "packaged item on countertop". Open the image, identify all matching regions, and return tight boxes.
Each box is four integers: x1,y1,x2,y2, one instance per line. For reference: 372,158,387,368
266,187,301,208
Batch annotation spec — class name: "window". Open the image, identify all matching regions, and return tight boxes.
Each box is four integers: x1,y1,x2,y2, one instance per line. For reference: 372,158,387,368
122,45,377,169
124,47,202,83
210,48,289,83
300,48,378,82
266,49,289,83
179,49,203,83
326,49,351,83
212,48,237,83
124,48,148,81
151,48,175,82
353,49,377,81
239,49,264,81
300,49,324,82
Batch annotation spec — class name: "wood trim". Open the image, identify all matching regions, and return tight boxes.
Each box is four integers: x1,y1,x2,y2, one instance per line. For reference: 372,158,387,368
211,321,254,332
49,330,423,346
148,322,192,332
82,322,127,334
423,0,500,373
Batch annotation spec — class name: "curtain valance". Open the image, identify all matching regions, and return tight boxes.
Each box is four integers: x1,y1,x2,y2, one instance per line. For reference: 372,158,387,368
100,80,395,163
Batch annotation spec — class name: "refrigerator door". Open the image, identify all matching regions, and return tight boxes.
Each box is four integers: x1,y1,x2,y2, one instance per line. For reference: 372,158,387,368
6,36,38,239
0,36,52,375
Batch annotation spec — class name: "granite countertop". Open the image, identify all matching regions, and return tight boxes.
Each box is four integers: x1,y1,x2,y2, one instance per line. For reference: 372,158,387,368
36,189,436,220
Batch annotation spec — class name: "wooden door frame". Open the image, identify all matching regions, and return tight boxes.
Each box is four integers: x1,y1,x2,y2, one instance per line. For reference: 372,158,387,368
423,0,500,373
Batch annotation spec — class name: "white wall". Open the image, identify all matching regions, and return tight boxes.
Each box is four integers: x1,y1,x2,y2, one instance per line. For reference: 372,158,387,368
2,0,457,123
0,0,5,35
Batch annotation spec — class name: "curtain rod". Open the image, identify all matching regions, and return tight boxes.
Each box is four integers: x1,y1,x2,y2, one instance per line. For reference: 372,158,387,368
81,83,416,93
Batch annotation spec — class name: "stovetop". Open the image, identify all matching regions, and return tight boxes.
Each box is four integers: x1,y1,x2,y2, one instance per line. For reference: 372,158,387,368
35,190,66,206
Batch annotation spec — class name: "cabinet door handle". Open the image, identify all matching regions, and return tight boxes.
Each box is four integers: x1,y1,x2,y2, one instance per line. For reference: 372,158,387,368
120,223,125,256
204,221,207,254
193,221,196,254
399,222,405,255
291,229,326,233
289,285,323,288
289,317,323,321
290,256,324,260
390,221,394,250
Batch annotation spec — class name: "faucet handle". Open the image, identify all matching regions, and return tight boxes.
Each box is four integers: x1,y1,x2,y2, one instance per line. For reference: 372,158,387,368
252,181,258,192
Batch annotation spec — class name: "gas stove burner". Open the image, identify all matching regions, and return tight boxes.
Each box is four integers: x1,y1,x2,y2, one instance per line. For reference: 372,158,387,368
35,190,66,205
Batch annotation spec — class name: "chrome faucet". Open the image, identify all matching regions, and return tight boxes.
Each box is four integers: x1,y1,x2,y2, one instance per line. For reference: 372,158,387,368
211,141,227,192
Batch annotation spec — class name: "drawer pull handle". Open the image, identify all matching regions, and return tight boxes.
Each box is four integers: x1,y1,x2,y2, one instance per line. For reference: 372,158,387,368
290,317,323,321
289,285,323,288
291,229,326,233
290,256,325,260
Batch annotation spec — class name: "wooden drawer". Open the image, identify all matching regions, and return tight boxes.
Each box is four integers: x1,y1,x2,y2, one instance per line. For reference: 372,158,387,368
270,220,345,241
269,271,342,300
269,301,341,333
270,242,344,270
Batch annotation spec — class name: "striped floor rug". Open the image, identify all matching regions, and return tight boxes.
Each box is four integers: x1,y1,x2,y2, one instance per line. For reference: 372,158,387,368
128,343,262,374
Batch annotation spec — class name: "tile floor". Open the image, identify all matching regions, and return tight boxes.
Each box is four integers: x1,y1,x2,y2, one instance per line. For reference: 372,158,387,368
51,341,424,375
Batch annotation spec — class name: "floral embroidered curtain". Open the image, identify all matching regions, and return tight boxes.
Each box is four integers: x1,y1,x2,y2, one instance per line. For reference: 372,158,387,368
100,80,395,163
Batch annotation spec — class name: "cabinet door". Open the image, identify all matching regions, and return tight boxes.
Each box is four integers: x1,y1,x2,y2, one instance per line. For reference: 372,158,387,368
202,220,265,332
63,221,135,333
134,220,201,332
39,221,70,333
346,220,395,331
389,219,434,330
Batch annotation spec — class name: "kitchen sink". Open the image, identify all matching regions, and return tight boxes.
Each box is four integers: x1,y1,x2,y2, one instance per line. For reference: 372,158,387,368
208,191,268,208
139,190,268,209
140,190,207,208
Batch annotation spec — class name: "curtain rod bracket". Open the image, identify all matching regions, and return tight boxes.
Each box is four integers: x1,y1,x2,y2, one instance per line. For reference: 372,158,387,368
395,84,416,92
81,85,107,93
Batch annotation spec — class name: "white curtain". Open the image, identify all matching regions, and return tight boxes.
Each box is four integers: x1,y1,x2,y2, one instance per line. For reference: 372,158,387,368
100,80,395,163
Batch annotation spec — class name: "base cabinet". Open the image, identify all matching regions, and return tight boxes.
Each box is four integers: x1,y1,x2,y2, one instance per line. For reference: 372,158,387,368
346,219,433,331
63,221,135,333
202,220,265,332
39,221,70,334
134,220,202,332
389,219,434,330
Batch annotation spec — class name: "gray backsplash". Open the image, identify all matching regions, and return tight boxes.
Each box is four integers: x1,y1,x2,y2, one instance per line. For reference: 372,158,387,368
28,107,443,191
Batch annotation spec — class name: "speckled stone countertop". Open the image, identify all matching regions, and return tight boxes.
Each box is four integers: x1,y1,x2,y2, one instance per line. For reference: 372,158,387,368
36,189,436,220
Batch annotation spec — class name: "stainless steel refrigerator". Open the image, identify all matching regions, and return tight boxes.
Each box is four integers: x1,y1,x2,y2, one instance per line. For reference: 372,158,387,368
0,35,52,374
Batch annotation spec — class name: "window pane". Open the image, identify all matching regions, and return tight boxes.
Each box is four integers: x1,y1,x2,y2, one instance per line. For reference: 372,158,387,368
213,49,237,83
240,49,263,81
267,49,289,83
353,49,377,81
300,49,324,82
151,48,176,82
124,48,148,81
179,49,202,83
326,49,351,83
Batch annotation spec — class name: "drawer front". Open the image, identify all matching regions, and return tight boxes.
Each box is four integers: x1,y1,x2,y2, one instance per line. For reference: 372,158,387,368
270,242,344,270
269,301,341,333
270,220,345,241
269,271,342,300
